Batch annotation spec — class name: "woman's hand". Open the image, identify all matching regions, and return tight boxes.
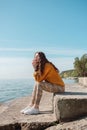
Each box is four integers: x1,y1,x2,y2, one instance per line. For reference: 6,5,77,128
32,58,39,71
32,53,40,71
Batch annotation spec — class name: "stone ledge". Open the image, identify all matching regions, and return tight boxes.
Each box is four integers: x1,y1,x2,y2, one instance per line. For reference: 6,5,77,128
79,77,87,87
54,84,87,122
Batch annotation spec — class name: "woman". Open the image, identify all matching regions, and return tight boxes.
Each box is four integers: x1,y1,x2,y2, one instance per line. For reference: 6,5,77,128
21,52,65,115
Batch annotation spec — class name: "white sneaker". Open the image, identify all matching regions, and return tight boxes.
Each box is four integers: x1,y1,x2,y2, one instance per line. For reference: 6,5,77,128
24,107,40,115
20,106,30,114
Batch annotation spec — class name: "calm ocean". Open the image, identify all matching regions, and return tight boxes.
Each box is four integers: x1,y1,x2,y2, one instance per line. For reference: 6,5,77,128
0,78,76,103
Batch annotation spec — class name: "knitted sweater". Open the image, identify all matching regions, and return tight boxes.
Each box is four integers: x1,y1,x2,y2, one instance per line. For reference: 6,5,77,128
33,63,65,87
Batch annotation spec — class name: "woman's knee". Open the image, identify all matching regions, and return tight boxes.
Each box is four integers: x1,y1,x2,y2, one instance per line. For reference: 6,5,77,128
36,81,43,86
59,86,65,92
36,82,45,90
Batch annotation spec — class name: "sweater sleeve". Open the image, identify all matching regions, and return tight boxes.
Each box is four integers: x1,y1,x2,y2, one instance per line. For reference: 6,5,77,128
33,64,51,82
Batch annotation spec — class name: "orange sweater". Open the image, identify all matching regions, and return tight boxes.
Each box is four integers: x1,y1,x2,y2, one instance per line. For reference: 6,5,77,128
33,63,65,87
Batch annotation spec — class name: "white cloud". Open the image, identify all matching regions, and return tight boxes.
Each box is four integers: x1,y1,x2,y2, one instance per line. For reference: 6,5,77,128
45,47,87,57
0,47,86,57
49,57,74,72
0,57,33,79
0,56,74,79
0,47,86,79
0,48,34,52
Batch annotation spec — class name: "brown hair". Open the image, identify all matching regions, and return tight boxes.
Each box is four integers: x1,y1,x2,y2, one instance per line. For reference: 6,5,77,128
34,52,59,74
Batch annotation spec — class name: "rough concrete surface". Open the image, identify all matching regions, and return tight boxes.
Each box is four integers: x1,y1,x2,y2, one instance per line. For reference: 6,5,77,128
0,91,56,130
47,83,87,130
54,83,87,121
0,83,87,130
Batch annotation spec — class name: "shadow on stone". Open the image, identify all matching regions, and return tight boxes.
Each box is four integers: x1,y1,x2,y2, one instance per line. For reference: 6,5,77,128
54,91,87,96
0,123,21,130
40,110,53,114
0,122,58,130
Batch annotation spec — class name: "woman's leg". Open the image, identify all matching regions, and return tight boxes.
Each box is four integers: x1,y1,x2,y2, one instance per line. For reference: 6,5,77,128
33,81,65,109
20,82,38,114
23,81,64,114
29,82,37,106
23,82,43,114
33,82,43,109
39,81,65,93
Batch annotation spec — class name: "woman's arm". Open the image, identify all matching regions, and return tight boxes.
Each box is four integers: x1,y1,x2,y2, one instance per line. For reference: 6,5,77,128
32,58,39,71
33,63,51,82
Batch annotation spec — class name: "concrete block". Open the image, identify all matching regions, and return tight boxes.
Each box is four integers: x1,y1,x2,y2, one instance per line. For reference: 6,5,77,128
79,77,87,87
54,92,87,122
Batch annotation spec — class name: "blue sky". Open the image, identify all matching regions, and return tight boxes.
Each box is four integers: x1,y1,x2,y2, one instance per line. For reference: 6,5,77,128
0,0,87,79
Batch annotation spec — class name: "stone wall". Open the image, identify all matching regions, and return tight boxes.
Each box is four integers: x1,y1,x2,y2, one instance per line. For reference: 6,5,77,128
79,77,87,87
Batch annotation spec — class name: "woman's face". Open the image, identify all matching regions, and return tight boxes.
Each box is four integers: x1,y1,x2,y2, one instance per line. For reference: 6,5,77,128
34,53,40,62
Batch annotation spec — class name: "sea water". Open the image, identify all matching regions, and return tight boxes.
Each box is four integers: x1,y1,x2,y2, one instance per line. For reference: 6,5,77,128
0,78,34,103
0,78,76,103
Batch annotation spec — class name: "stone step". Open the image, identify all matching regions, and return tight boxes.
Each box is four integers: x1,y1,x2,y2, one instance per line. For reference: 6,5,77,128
53,83,87,122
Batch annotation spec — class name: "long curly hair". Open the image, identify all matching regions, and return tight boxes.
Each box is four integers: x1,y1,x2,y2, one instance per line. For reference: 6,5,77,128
34,52,59,74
